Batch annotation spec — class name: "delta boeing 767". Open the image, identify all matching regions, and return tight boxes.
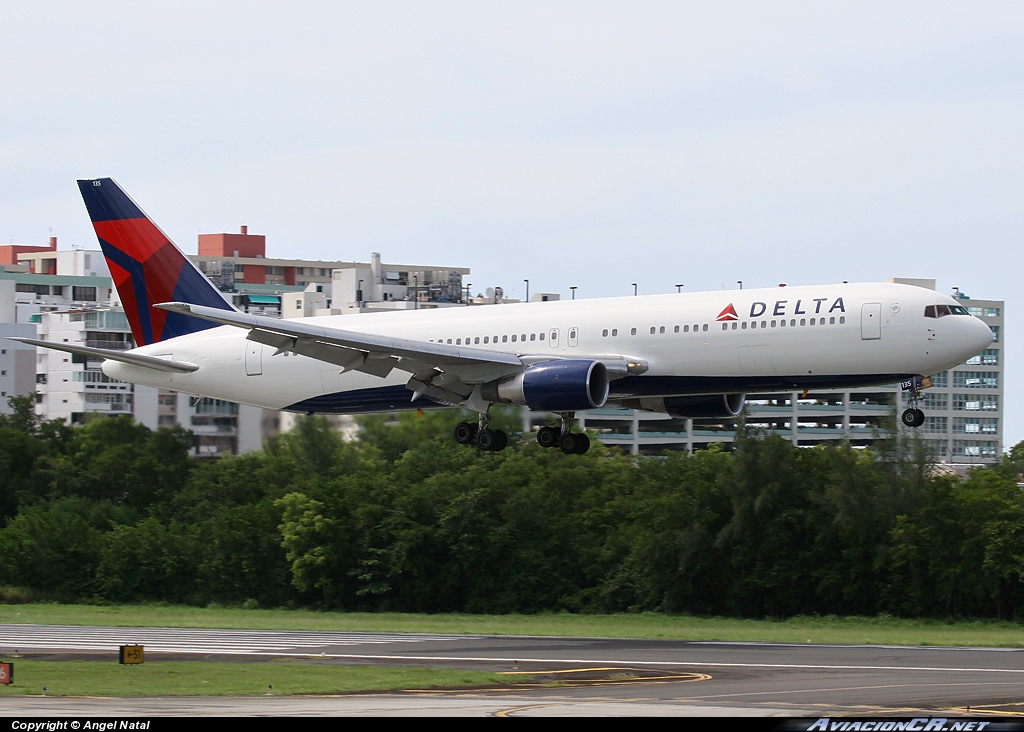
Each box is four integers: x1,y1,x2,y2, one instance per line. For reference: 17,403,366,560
13,179,994,454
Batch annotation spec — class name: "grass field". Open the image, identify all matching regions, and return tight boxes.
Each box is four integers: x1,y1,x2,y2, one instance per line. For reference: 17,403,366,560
1,603,1023,647
0,659,529,697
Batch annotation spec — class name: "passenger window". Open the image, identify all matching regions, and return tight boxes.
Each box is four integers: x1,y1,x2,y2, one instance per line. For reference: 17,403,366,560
511,334,517,342
530,333,536,341
456,338,462,345
839,316,846,324
611,329,618,336
760,321,766,329
475,337,480,344
790,319,795,327
540,332,545,340
447,338,453,343
771,320,776,328
751,322,757,329
650,326,656,334
673,325,679,333
780,319,786,327
702,324,708,332
800,318,806,326
659,326,665,334
484,336,489,344
502,335,508,343
521,333,526,341
602,329,608,337
731,322,737,330
721,323,728,330
741,322,747,329
829,317,835,325
684,325,690,333
631,328,637,335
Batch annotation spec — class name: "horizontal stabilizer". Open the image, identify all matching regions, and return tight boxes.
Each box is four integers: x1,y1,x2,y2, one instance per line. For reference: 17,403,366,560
8,338,198,373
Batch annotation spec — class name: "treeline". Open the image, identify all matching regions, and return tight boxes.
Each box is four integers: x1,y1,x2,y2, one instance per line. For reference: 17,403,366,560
1,395,1023,618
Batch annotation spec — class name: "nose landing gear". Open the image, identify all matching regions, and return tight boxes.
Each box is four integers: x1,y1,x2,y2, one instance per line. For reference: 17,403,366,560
901,382,926,428
901,407,926,428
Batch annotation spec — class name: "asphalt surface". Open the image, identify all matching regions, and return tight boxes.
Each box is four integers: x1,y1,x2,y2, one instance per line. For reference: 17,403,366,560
1,624,1023,716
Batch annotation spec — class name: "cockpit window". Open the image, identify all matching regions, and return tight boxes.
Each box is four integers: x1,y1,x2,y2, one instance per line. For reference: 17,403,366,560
925,304,969,318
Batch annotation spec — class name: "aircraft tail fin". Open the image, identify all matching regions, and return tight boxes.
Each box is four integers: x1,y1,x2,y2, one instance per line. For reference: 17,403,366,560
77,178,236,346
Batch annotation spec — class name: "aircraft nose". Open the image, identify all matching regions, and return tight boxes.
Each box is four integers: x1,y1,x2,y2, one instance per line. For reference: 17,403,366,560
967,317,994,354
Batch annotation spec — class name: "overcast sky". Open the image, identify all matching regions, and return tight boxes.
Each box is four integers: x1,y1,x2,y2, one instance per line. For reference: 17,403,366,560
2,2,1023,445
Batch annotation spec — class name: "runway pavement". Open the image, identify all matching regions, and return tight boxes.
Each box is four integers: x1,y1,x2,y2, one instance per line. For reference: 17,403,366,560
1,624,1023,716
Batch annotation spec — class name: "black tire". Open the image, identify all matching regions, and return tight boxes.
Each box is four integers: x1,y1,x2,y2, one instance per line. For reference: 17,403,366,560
476,428,497,451
559,433,580,454
572,433,591,454
901,408,926,428
537,426,560,448
453,421,477,444
493,430,509,452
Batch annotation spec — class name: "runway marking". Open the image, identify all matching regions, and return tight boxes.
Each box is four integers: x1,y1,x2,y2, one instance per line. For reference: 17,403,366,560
0,624,477,655
494,704,564,717
405,667,713,693
948,706,1024,717
244,651,1024,675
662,680,1024,701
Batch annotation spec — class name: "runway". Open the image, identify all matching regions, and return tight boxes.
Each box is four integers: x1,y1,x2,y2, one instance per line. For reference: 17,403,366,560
1,624,1023,716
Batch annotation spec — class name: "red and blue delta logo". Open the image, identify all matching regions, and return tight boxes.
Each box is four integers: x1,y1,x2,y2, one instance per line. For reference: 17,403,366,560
716,304,739,321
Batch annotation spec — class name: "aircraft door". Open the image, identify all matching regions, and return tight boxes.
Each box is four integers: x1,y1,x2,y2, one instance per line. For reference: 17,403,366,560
245,341,264,376
568,327,579,347
861,303,882,340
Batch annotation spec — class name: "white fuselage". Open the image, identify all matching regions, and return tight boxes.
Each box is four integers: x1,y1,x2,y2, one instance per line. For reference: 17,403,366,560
103,282,993,414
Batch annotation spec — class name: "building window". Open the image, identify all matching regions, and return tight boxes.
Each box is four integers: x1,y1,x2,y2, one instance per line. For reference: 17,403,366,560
953,371,998,389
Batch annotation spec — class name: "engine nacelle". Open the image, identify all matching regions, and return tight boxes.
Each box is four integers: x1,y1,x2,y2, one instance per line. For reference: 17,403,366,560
625,393,745,418
482,360,610,412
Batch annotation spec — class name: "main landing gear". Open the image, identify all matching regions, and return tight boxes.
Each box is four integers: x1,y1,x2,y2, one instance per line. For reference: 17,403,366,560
537,412,591,454
901,383,926,428
453,414,509,452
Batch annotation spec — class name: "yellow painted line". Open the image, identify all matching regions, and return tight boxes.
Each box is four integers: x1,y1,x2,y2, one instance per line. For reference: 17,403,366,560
495,704,563,717
496,666,635,675
948,707,1024,717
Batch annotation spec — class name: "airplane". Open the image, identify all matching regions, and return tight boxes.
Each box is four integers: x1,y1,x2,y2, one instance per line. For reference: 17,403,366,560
12,178,994,454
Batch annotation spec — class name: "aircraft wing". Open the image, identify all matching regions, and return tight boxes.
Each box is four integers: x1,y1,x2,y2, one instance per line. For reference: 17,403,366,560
156,302,530,405
157,302,648,408
7,337,198,373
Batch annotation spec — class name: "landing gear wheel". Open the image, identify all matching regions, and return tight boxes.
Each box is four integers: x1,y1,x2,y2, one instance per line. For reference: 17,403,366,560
560,432,588,454
901,408,925,428
476,429,508,452
476,428,497,450
453,421,477,445
537,426,560,448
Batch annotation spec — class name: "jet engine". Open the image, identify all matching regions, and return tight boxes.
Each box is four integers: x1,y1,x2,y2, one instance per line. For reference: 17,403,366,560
482,360,610,412
624,393,746,418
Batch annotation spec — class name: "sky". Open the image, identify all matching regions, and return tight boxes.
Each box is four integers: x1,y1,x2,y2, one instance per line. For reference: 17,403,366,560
2,2,1023,445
